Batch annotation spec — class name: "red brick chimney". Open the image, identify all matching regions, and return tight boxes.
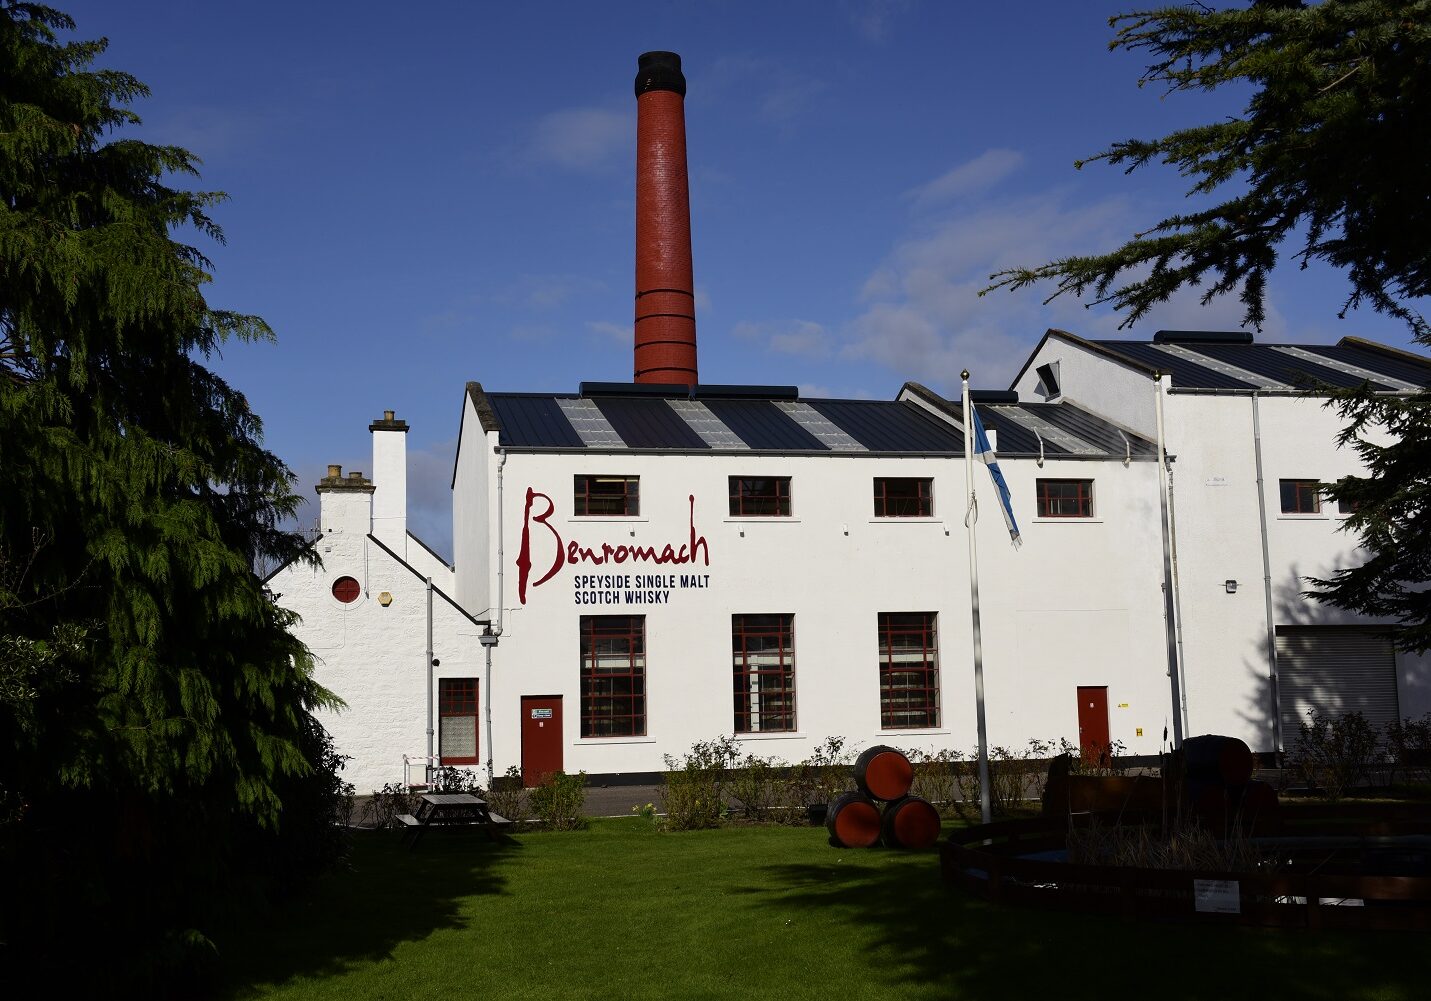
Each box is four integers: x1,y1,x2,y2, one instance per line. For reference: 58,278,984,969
633,51,698,386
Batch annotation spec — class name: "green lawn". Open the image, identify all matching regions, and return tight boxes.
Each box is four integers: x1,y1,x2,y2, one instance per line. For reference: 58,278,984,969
223,819,1423,1001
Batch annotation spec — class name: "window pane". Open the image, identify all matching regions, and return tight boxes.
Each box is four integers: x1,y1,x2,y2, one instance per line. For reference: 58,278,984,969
874,478,933,517
1036,479,1092,518
729,477,791,517
580,616,646,737
1280,479,1320,514
574,475,639,516
877,612,939,728
732,613,796,733
438,678,478,763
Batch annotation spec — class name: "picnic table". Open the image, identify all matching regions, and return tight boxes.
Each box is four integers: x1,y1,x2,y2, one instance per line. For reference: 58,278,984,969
398,792,511,849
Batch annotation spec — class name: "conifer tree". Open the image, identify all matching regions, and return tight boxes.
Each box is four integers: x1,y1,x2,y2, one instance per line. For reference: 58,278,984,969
988,1,1431,651
0,3,342,985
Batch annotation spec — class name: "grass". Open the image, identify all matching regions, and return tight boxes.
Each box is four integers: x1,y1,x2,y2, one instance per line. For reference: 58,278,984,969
223,818,1424,1001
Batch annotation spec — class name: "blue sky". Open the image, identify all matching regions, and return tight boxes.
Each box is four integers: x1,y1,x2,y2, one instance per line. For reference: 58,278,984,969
62,1,1426,554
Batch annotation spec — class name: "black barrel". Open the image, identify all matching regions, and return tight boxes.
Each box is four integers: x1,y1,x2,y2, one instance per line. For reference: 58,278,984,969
880,795,942,850
854,745,914,802
826,792,882,848
1182,734,1255,785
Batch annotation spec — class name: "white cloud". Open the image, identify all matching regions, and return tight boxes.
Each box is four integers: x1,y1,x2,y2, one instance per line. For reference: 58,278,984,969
732,319,832,359
406,438,456,561
904,149,1025,209
843,0,917,42
587,320,629,343
527,106,631,170
841,187,1142,390
704,56,827,128
839,177,1306,393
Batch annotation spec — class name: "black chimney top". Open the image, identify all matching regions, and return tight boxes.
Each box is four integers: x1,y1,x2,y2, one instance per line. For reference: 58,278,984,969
635,51,686,97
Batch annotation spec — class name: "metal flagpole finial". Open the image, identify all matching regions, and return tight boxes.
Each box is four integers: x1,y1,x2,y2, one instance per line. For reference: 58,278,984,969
961,369,970,381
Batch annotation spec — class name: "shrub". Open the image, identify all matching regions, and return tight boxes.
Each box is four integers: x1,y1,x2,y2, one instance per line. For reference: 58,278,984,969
430,766,483,794
662,737,738,830
727,752,784,822
1385,713,1431,784
529,770,587,831
907,748,968,819
486,765,530,824
366,783,422,829
1292,709,1383,800
790,735,853,809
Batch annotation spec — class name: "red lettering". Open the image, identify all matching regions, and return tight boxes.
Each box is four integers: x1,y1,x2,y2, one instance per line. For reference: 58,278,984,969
517,488,711,599
688,495,710,566
517,489,564,604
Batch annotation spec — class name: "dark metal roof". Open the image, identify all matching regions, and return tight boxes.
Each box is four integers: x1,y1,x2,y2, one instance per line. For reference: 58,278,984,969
1090,340,1252,390
482,385,1154,459
1314,343,1431,387
701,399,825,451
809,400,962,453
595,396,709,450
487,395,585,448
1024,403,1158,457
1192,343,1390,391
1086,338,1431,392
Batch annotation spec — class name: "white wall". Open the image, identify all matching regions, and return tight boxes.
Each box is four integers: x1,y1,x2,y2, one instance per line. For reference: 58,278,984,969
1163,390,1414,751
1011,335,1158,437
273,531,487,792
475,447,1171,777
452,397,493,617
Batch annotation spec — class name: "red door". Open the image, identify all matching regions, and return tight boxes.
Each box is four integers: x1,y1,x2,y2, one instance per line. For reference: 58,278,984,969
1076,686,1111,766
520,695,563,787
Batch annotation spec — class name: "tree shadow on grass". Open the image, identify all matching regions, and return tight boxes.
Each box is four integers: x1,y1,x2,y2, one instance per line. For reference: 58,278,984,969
219,829,518,997
734,852,1424,1001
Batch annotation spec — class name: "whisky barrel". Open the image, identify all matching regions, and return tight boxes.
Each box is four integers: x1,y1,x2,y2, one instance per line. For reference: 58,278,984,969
880,795,942,850
854,745,914,802
1182,735,1256,785
826,792,882,848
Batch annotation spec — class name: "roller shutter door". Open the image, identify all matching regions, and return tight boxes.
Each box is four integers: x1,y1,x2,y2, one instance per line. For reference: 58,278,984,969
1276,626,1399,746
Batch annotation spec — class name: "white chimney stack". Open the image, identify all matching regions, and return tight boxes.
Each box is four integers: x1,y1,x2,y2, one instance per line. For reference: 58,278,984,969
370,410,409,556
316,465,375,534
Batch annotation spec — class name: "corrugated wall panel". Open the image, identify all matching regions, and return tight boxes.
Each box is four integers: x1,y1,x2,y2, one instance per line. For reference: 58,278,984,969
1276,626,1400,748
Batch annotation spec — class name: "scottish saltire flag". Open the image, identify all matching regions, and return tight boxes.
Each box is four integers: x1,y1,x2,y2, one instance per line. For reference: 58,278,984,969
970,406,1021,548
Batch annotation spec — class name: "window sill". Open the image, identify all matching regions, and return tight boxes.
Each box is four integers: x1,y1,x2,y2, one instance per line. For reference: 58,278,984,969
724,517,800,523
1277,514,1328,521
734,731,805,741
879,729,951,736
1032,517,1102,524
573,736,657,745
868,517,940,524
568,516,649,523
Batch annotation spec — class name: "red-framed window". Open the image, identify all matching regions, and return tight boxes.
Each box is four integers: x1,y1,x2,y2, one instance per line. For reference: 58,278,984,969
732,614,796,733
579,615,646,737
1036,478,1093,518
1280,478,1321,514
873,477,933,517
729,477,792,517
332,576,361,603
878,612,939,729
574,475,640,516
438,678,479,765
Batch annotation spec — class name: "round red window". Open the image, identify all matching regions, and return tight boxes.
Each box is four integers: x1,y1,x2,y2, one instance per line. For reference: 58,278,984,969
332,576,361,603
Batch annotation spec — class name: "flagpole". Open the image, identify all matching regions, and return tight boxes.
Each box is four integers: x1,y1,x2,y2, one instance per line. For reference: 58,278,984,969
962,371,993,825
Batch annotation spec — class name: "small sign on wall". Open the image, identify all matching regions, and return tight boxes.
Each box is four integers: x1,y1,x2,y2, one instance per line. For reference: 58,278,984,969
1193,878,1240,914
531,708,553,720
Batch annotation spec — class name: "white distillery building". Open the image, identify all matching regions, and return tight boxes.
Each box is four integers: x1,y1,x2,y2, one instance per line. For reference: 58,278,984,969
267,52,1431,792
267,331,1431,793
